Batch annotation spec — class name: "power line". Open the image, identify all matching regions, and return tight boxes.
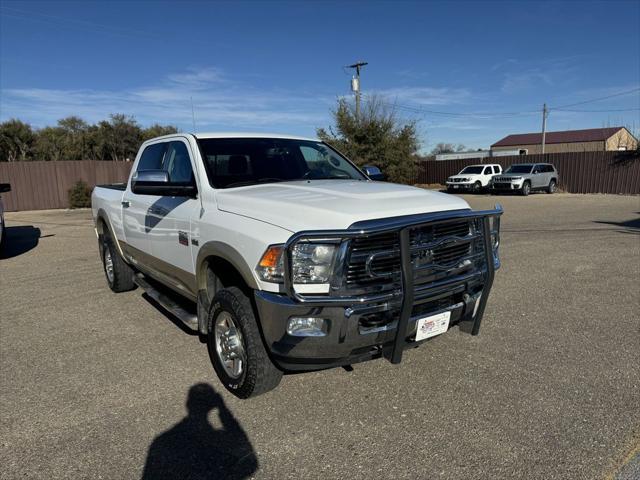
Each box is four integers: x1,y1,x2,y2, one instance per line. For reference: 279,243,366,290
549,87,640,110
554,107,640,112
362,94,538,118
361,87,640,118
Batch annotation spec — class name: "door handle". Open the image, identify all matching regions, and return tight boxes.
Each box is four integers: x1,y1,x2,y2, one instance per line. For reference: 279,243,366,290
122,200,130,208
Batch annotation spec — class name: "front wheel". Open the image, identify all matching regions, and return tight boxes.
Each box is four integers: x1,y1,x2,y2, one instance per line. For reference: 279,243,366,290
521,181,531,196
547,179,557,194
473,181,482,193
207,287,282,399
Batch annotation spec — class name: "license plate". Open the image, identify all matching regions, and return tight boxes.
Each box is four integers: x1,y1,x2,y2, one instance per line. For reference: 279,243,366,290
453,185,459,189
415,311,451,341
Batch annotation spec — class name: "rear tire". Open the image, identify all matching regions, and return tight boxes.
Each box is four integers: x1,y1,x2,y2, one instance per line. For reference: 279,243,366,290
547,179,557,194
521,181,531,196
0,218,5,252
207,287,282,399
101,234,136,292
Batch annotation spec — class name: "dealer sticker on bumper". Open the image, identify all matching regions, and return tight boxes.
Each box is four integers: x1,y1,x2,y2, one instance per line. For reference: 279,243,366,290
415,311,451,341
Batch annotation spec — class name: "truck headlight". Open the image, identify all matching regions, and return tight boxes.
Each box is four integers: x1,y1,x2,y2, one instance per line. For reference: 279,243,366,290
256,243,338,284
291,243,337,283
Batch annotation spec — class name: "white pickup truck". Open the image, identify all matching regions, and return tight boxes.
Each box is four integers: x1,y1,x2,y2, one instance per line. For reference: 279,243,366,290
92,133,502,398
446,164,502,193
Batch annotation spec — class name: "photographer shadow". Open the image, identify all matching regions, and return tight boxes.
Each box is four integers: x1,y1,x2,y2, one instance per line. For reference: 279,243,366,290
141,383,257,480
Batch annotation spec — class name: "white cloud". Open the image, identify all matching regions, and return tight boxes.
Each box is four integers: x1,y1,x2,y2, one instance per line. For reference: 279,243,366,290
373,86,471,106
0,67,330,134
501,70,553,94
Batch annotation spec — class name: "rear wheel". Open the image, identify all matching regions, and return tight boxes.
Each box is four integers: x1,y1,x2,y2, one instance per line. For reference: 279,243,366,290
521,181,531,196
207,287,282,398
0,218,5,252
101,234,136,292
547,179,557,194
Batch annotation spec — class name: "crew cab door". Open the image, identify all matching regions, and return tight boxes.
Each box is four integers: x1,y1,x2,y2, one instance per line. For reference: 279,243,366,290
122,142,167,262
481,166,493,186
531,164,546,188
147,139,200,295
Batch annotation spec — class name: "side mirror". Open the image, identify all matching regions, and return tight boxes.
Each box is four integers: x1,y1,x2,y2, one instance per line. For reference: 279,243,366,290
132,170,197,197
0,183,11,193
363,165,385,181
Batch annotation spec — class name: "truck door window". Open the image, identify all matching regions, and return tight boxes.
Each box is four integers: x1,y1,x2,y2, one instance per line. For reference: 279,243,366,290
483,167,491,175
137,143,167,171
165,141,195,184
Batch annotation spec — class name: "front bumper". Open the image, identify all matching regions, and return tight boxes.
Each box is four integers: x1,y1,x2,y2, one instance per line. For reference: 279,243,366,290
255,284,484,371
254,206,503,371
492,181,523,190
446,182,475,190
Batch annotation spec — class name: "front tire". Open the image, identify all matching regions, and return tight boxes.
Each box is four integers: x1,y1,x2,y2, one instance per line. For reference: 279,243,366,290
473,181,482,193
207,287,282,399
101,234,136,292
547,179,557,194
521,181,531,196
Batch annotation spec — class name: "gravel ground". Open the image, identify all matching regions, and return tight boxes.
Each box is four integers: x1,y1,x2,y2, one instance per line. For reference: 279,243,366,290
1,192,638,479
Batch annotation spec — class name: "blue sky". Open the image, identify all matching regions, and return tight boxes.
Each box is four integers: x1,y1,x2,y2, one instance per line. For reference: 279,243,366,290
1,0,639,152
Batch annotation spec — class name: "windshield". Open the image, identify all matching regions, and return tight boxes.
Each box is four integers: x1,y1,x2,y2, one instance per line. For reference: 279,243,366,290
196,138,366,188
505,164,533,174
460,166,483,174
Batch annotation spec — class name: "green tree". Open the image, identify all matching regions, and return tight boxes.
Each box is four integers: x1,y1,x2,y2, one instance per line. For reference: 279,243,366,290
97,114,143,161
33,126,65,161
57,116,89,160
142,124,178,141
430,143,467,155
0,119,35,161
316,96,419,183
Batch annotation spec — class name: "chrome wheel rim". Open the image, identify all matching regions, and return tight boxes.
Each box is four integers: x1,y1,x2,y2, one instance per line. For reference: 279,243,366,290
523,184,530,194
549,182,556,193
104,249,114,284
214,311,246,379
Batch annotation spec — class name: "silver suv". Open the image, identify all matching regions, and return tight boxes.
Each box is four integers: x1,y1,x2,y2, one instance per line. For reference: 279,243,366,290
491,163,558,196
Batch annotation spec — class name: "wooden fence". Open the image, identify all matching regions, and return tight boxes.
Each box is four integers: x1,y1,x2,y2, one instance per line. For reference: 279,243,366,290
0,151,638,211
416,151,640,194
0,161,133,211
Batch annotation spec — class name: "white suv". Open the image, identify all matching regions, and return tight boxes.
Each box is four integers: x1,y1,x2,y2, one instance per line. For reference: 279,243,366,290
446,164,502,193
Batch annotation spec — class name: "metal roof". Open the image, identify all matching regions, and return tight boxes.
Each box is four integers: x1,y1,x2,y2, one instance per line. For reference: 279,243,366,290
491,127,625,147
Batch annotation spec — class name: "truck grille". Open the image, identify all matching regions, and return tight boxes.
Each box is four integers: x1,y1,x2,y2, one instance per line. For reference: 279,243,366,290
345,220,480,289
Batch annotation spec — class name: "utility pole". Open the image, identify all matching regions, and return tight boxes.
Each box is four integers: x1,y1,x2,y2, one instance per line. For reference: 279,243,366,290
347,61,368,120
541,103,548,154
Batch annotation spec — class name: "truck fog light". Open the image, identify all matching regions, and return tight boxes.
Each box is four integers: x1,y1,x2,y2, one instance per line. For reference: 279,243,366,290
287,317,327,337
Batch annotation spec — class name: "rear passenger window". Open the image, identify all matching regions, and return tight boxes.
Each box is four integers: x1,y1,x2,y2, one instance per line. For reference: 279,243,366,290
493,166,500,174
165,141,195,184
137,143,166,171
483,167,491,174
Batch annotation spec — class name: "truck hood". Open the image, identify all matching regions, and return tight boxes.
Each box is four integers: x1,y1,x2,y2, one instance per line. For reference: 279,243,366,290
448,174,476,180
215,180,470,232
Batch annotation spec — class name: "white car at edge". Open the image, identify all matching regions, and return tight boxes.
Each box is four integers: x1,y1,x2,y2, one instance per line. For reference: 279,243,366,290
92,133,503,398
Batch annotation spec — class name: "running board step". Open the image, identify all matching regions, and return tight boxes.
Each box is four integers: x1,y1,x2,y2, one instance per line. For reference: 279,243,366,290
134,274,199,331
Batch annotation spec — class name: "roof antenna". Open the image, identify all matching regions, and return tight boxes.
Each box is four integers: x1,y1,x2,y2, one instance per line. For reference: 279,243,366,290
190,96,197,133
